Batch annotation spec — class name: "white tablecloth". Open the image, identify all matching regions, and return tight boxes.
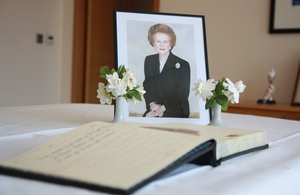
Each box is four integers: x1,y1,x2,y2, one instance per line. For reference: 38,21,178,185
0,104,299,195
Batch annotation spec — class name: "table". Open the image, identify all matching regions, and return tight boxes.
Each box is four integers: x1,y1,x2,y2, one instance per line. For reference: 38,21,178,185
0,104,300,195
227,102,300,121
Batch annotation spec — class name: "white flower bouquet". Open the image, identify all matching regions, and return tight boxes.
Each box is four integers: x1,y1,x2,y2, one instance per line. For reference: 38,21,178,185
97,65,146,105
192,77,246,111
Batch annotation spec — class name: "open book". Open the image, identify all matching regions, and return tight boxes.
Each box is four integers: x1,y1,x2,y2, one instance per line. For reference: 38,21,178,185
0,121,268,195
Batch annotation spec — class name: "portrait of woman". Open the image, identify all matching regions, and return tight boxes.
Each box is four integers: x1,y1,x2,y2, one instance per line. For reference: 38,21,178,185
143,23,191,118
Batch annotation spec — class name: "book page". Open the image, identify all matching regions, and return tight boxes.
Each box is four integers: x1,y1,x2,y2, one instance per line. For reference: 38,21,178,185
154,123,268,160
0,121,211,190
0,121,267,191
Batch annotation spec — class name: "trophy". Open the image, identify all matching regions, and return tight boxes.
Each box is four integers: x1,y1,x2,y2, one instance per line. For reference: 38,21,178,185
257,69,276,104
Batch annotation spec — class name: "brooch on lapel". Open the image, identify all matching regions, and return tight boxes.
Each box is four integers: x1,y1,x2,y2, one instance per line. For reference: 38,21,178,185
175,63,180,69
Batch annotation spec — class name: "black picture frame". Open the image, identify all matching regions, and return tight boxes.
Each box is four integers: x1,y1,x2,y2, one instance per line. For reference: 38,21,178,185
114,10,211,125
269,0,300,33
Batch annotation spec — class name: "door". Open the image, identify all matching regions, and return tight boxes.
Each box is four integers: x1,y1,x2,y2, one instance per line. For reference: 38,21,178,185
72,0,159,103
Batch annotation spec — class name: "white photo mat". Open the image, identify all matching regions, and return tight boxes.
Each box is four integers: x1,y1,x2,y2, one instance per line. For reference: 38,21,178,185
114,10,211,125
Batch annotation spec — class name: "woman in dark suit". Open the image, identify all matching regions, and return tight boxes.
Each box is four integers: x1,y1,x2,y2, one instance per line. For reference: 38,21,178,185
143,24,190,118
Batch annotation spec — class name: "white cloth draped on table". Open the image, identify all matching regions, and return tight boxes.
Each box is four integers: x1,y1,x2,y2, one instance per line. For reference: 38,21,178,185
0,104,299,195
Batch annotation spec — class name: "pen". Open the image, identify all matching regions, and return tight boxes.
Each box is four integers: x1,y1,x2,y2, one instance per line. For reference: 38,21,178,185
143,126,201,136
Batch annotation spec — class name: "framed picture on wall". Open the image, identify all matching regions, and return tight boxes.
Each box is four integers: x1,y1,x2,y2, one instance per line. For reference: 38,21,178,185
291,61,300,106
269,0,300,33
114,10,211,125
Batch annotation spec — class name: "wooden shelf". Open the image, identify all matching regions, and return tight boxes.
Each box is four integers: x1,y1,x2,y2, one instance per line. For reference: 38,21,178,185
227,102,300,121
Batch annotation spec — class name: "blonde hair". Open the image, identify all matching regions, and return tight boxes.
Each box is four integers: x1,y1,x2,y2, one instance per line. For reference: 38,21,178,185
148,24,176,49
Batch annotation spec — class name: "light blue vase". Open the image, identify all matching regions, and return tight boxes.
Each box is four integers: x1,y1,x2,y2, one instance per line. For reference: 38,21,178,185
208,101,226,127
112,96,126,123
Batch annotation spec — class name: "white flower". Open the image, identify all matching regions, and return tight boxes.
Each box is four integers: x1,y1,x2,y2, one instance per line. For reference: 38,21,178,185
235,80,246,93
122,69,137,90
193,78,216,101
106,72,127,97
193,75,245,111
136,85,146,96
97,82,113,105
223,90,236,104
97,65,145,104
223,78,244,104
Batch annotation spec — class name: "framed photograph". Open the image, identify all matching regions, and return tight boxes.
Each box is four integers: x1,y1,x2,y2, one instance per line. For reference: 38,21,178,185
269,0,300,33
291,62,300,106
114,10,211,125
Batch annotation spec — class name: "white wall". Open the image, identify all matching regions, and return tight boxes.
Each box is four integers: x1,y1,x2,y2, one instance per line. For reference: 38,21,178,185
160,0,300,104
0,0,74,107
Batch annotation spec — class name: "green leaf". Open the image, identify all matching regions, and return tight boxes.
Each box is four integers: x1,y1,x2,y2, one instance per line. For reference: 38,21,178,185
123,94,130,99
215,95,229,111
215,95,228,106
221,103,229,111
214,81,224,96
110,68,116,74
117,65,126,78
132,91,142,101
205,98,214,110
221,76,227,82
100,66,111,79
126,89,142,101
126,89,134,97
